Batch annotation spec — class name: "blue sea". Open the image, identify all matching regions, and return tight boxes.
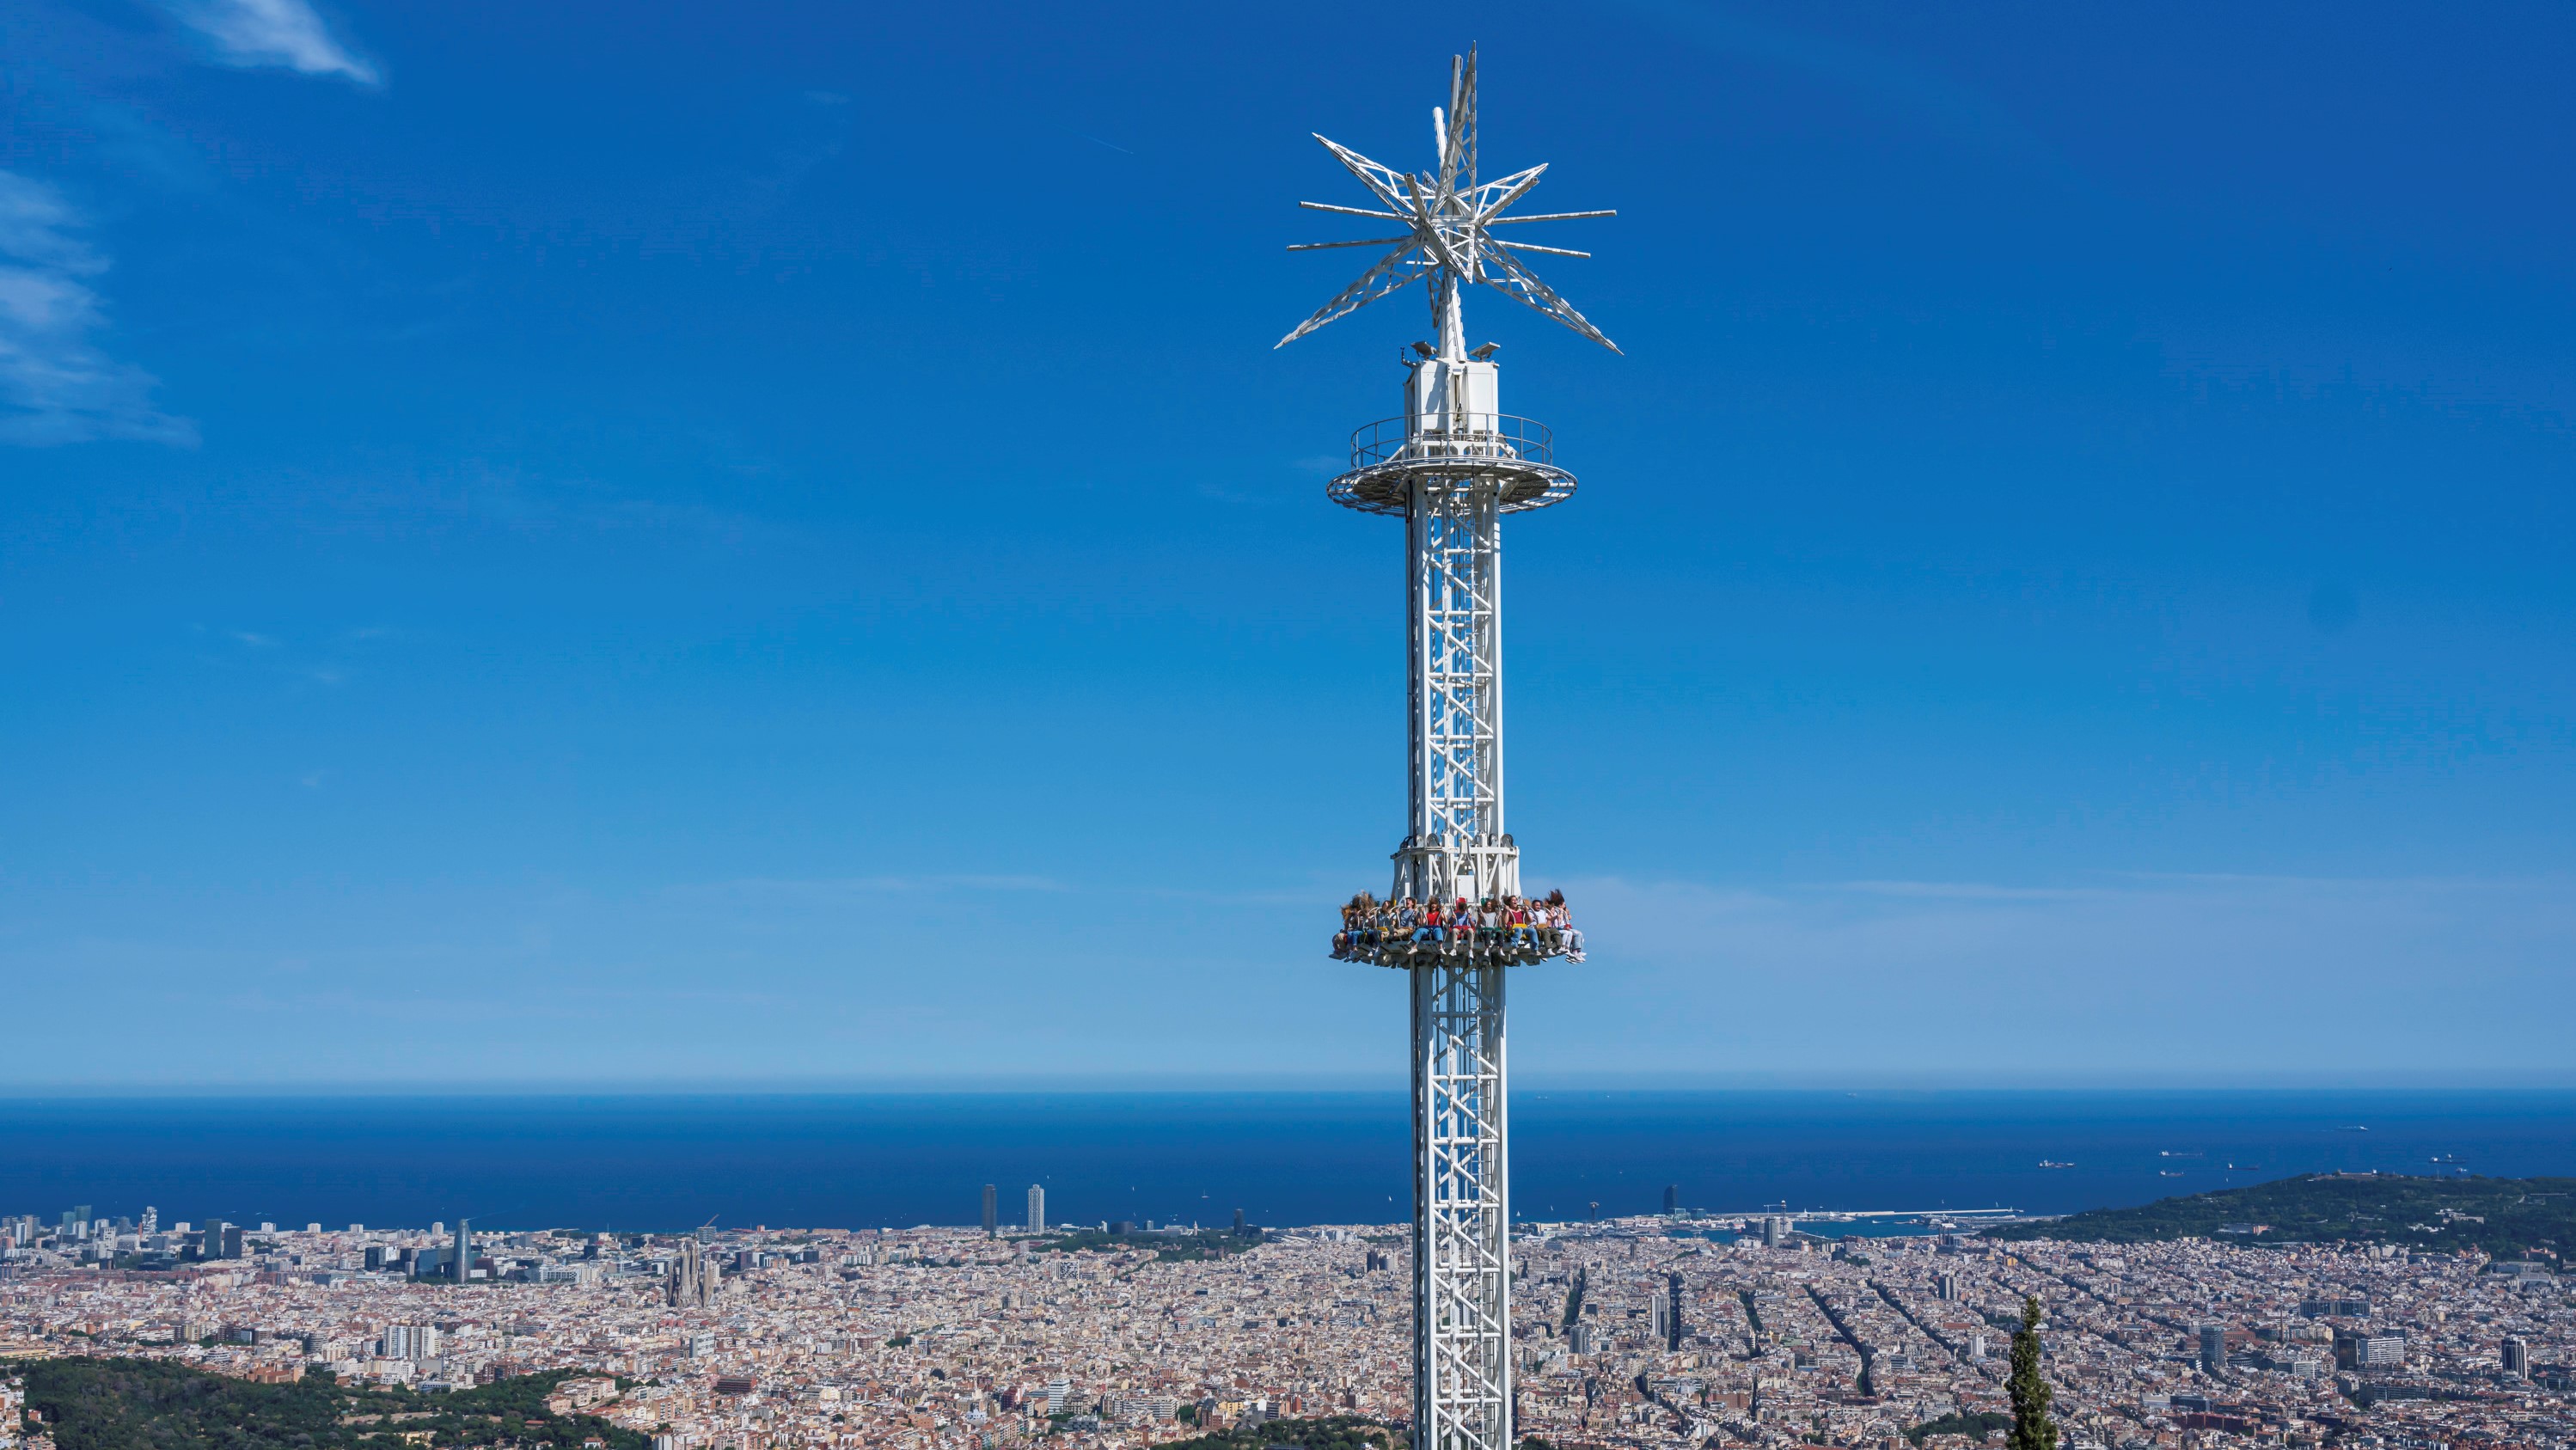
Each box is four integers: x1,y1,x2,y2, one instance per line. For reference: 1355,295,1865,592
0,1090,2568,1233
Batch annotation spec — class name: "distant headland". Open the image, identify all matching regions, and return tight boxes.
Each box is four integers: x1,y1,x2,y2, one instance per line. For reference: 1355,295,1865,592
1986,1172,2576,1261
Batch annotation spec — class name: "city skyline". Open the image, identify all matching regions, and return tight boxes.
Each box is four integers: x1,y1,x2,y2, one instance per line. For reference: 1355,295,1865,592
1,1208,2565,1449
9,0,2576,1088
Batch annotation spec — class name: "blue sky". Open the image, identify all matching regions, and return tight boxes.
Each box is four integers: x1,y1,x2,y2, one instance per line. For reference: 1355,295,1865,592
6,0,2575,1087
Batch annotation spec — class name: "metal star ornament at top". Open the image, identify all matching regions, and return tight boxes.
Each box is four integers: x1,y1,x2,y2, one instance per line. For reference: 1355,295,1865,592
1277,47,1618,353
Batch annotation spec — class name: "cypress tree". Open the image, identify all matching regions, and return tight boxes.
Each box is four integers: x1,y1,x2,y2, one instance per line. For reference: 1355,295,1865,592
2008,1294,2059,1450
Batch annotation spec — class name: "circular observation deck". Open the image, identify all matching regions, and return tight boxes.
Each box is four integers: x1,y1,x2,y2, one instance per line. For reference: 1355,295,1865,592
1326,413,1578,517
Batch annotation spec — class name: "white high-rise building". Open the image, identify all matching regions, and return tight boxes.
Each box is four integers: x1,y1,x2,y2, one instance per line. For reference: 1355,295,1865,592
381,1325,442,1361
1026,1184,1045,1233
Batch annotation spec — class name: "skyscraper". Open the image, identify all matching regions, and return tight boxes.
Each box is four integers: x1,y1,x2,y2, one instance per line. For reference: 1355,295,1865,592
1661,1185,1680,1215
2200,1324,2227,1374
1649,1274,1685,1351
1026,1184,1045,1233
454,1219,472,1282
382,1324,441,1361
982,1184,998,1237
2503,1336,2530,1379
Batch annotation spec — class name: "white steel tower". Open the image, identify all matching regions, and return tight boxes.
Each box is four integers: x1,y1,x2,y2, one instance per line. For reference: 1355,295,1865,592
1280,48,1615,1450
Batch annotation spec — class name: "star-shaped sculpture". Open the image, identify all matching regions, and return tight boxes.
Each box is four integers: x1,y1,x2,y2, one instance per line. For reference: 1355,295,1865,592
1278,47,1618,353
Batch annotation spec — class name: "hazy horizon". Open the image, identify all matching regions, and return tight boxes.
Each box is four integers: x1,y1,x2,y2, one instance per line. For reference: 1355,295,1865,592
6,1078,2575,1099
7,1086,2566,1230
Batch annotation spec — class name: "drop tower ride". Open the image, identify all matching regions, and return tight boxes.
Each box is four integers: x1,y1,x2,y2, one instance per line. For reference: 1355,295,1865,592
1277,49,1618,1450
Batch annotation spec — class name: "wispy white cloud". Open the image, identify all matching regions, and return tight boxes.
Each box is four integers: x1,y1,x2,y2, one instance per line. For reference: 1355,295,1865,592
167,0,379,84
1525,872,2576,1076
0,172,195,448
1839,879,2110,902
693,874,1072,899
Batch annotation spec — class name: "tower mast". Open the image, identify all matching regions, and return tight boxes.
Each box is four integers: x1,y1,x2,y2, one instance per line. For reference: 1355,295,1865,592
1280,48,1616,1450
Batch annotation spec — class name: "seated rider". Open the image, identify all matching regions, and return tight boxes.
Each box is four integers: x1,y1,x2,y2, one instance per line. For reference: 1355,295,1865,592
1545,888,1585,962
1337,890,1576,959
1343,892,1378,958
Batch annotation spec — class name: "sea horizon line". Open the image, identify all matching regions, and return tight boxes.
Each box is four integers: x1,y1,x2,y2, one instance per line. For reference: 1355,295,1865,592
3,1071,2575,1098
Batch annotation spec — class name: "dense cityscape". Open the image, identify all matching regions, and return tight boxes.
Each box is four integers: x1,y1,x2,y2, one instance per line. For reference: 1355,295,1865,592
3,1196,2568,1450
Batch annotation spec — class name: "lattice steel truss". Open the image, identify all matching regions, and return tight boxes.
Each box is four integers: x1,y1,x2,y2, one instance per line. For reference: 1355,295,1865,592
1282,48,1615,1450
1413,962,1510,1450
1404,478,1502,901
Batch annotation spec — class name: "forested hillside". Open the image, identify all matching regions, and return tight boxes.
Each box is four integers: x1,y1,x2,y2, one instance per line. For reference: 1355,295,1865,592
1986,1174,2576,1260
